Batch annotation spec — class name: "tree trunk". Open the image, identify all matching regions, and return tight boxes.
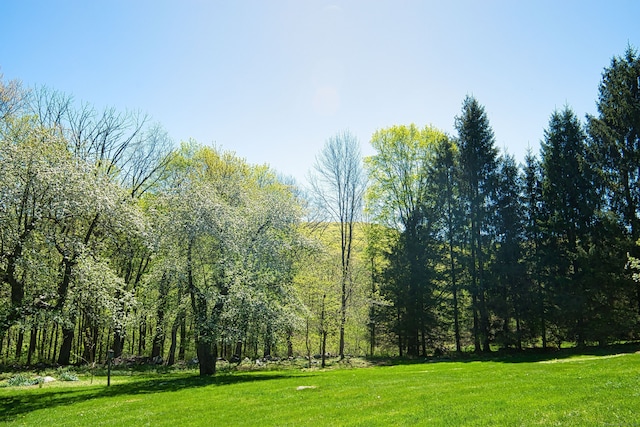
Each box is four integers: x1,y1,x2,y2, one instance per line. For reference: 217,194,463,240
150,324,164,359
4,328,11,362
320,293,327,368
263,324,272,359
287,329,293,358
138,317,146,356
197,340,216,376
38,326,47,362
397,305,403,357
15,329,24,360
369,319,376,358
56,252,78,366
476,227,491,353
453,285,461,353
305,317,312,368
50,324,58,362
0,330,4,363
321,331,327,368
516,315,522,350
151,275,168,359
263,341,271,359
448,231,461,353
369,258,376,357
472,293,480,353
27,325,37,365
178,318,186,361
187,240,218,376
82,324,93,364
97,327,104,363
111,329,121,358
58,325,74,365
167,318,180,366
470,222,481,353
234,340,243,360
339,277,347,359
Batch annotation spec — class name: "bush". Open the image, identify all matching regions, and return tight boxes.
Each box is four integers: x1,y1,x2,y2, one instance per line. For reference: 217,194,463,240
7,374,40,387
58,370,79,381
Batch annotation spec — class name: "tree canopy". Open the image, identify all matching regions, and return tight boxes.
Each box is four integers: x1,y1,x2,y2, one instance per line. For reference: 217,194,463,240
2,46,640,372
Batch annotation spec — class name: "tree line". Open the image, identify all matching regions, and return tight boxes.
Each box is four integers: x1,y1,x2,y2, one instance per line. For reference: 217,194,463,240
365,47,640,356
0,46,639,375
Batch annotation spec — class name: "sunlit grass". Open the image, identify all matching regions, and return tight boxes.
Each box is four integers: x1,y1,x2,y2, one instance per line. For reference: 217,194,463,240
2,350,639,426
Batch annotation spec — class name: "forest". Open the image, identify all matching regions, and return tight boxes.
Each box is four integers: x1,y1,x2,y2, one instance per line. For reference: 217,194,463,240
1,46,639,376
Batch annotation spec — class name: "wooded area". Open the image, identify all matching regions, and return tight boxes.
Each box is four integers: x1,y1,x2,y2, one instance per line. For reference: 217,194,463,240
1,46,639,375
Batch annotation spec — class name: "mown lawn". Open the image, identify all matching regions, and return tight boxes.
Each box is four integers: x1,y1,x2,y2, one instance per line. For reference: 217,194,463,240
1,350,639,426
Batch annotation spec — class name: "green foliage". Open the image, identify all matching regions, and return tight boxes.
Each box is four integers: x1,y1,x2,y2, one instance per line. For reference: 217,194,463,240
150,143,304,374
588,45,640,238
292,222,373,358
365,124,447,229
365,124,453,356
3,45,640,373
6,374,40,387
56,368,79,382
455,95,499,353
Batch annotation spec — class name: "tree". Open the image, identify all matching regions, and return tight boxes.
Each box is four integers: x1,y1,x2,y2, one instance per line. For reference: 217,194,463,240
366,124,447,356
587,46,640,319
540,106,599,345
363,222,395,356
0,72,24,122
430,136,465,353
522,150,547,348
0,116,69,341
0,112,147,365
588,46,640,239
292,230,339,367
308,130,367,359
454,95,498,352
154,143,303,375
490,153,527,349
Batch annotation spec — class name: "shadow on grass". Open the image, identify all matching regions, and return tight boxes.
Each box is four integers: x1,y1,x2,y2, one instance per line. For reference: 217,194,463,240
0,371,307,423
368,341,640,366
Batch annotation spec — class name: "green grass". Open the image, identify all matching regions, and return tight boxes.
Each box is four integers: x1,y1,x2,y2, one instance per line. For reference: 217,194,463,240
2,350,640,426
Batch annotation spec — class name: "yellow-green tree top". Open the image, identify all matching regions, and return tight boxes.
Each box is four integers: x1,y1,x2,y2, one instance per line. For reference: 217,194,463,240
365,124,449,230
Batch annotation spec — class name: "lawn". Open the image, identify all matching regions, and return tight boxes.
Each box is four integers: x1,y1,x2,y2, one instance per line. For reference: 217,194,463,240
1,349,639,426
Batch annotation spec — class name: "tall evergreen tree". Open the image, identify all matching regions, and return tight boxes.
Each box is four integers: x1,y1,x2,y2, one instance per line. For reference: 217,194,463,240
588,46,640,319
454,96,498,352
522,151,547,347
540,107,598,345
490,153,527,349
588,46,640,239
431,137,465,353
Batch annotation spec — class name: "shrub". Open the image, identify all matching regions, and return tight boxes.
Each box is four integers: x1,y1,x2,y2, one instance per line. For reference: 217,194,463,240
58,370,79,381
7,374,40,387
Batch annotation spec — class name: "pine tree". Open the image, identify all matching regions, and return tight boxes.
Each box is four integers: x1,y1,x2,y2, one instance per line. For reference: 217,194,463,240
522,151,547,348
454,96,498,352
588,46,640,319
431,137,465,353
491,153,526,349
588,46,640,239
540,107,598,346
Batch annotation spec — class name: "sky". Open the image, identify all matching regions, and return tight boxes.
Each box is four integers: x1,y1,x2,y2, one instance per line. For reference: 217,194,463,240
2,1,639,183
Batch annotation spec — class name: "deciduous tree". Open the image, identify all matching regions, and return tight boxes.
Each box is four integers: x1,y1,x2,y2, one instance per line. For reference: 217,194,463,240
308,130,367,359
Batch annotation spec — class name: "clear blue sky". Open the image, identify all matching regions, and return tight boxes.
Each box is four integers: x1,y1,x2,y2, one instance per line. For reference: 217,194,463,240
2,1,638,182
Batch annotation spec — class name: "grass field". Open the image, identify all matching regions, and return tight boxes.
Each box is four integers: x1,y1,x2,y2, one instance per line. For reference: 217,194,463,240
1,347,639,426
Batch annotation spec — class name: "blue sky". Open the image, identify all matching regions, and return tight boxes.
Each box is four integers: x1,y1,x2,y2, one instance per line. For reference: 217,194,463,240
2,1,638,182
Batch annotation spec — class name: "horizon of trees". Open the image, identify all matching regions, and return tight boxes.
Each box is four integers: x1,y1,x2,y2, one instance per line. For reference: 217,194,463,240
1,46,639,374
